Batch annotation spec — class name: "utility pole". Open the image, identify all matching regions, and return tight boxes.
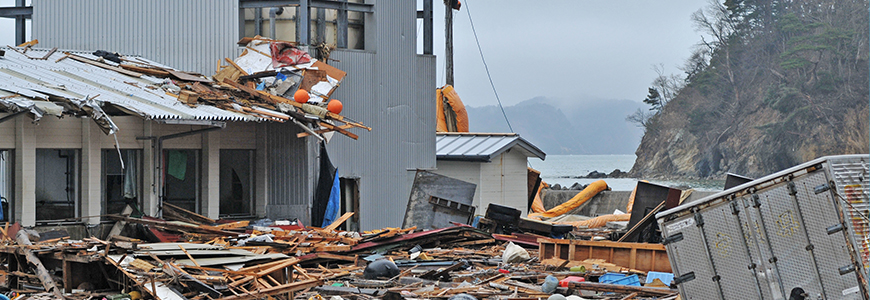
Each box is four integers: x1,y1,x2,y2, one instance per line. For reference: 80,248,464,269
445,1,454,86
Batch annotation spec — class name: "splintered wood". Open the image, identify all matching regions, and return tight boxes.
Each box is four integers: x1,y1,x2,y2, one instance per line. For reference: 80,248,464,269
0,205,676,300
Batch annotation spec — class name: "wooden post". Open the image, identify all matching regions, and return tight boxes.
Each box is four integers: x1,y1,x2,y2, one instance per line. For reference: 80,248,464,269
445,0,454,86
15,230,63,299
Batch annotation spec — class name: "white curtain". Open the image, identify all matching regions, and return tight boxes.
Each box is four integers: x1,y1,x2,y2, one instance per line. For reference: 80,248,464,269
123,150,138,199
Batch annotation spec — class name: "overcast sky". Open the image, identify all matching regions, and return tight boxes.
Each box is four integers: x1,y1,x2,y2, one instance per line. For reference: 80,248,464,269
419,0,709,107
1,0,708,107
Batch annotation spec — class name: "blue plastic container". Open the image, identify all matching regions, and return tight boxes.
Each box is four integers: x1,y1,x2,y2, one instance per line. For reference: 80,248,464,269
645,271,675,285
598,273,626,283
608,274,640,286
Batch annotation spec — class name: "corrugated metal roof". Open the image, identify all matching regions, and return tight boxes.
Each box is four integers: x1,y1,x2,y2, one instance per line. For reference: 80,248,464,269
436,133,546,162
0,47,262,128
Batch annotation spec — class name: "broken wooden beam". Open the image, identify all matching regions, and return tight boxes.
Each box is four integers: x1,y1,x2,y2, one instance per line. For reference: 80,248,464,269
568,281,677,296
15,230,64,299
104,215,238,236
216,278,321,300
65,53,144,77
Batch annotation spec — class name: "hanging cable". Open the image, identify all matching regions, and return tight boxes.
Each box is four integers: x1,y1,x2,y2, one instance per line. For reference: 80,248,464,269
464,0,513,133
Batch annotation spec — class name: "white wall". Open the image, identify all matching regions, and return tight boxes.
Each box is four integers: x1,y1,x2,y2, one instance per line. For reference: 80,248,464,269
434,148,531,218
479,149,529,216
0,115,269,226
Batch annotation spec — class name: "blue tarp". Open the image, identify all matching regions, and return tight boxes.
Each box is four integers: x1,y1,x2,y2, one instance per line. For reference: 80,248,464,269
321,168,341,227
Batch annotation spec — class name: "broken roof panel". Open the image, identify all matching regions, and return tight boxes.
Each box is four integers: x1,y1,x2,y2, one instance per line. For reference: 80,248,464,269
0,48,258,123
0,39,369,140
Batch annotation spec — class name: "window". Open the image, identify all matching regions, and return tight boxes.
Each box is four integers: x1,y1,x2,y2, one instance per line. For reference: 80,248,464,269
163,149,200,213
340,177,359,232
0,150,12,222
240,2,367,50
36,149,80,222
220,149,255,217
102,149,141,215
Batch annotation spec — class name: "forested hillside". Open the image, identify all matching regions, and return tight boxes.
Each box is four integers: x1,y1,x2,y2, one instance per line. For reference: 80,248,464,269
629,0,869,178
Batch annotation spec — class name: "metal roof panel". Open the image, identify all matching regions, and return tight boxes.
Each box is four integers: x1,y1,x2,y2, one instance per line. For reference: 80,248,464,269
0,47,264,123
435,133,546,161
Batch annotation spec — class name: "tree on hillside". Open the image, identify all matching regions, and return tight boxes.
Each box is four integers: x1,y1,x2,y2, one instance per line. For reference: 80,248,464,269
629,0,868,178
627,65,684,131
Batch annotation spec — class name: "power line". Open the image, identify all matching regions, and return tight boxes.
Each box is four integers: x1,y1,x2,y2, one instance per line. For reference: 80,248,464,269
464,0,513,133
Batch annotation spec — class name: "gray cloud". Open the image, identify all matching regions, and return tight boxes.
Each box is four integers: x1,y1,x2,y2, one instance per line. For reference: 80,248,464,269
420,0,708,107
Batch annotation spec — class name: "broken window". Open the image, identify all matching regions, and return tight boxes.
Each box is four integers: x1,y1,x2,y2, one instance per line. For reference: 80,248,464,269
102,149,141,215
340,177,360,232
241,2,367,50
220,149,254,217
36,149,80,222
0,150,12,222
163,149,200,213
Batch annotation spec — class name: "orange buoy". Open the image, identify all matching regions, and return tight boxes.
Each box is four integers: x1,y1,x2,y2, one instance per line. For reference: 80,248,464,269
294,89,310,103
327,99,343,114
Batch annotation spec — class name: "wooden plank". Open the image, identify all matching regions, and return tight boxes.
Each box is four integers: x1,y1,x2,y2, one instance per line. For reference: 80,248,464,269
255,257,301,277
178,245,201,267
104,215,237,236
617,200,666,242
224,58,250,76
163,202,216,224
216,279,321,300
318,122,358,139
214,221,250,230
38,47,57,60
168,70,212,83
568,281,677,297
120,64,171,78
324,212,355,231
65,53,143,78
222,78,370,130
296,124,354,138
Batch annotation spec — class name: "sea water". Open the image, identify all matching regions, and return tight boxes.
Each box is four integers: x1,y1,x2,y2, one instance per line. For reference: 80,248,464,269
529,154,725,191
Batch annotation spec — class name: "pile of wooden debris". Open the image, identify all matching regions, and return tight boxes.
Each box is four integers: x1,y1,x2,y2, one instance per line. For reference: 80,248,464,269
0,204,680,300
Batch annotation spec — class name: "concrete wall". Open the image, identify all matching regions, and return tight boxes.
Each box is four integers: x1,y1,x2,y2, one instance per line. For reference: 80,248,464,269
542,189,717,217
0,113,280,226
433,149,531,217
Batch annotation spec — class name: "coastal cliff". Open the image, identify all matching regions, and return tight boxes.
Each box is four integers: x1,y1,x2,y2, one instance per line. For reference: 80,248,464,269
629,0,869,179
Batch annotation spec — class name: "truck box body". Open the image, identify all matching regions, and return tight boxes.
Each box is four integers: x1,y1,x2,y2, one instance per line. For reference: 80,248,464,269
656,155,869,300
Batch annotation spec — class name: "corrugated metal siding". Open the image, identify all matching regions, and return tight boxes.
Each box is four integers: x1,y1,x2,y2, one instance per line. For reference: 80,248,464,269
32,0,240,76
325,0,436,230
265,122,313,221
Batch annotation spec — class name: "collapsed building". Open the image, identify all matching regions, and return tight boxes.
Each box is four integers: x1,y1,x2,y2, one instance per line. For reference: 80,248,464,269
1,0,441,231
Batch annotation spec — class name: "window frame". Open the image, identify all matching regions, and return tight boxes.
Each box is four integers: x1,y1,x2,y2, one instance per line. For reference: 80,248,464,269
101,149,143,217
35,148,81,224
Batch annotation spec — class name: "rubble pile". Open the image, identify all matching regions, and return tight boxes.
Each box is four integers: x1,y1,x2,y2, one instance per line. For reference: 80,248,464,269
0,205,680,300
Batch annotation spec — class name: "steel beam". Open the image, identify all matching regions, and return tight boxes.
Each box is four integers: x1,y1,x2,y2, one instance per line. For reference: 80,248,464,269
297,0,309,45
14,0,25,46
239,0,372,13
422,0,432,54
0,5,31,19
336,0,348,48
315,5,325,43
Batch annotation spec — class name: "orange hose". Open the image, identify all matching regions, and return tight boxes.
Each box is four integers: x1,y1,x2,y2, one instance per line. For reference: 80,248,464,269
531,181,549,213
528,180,608,219
561,213,631,228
